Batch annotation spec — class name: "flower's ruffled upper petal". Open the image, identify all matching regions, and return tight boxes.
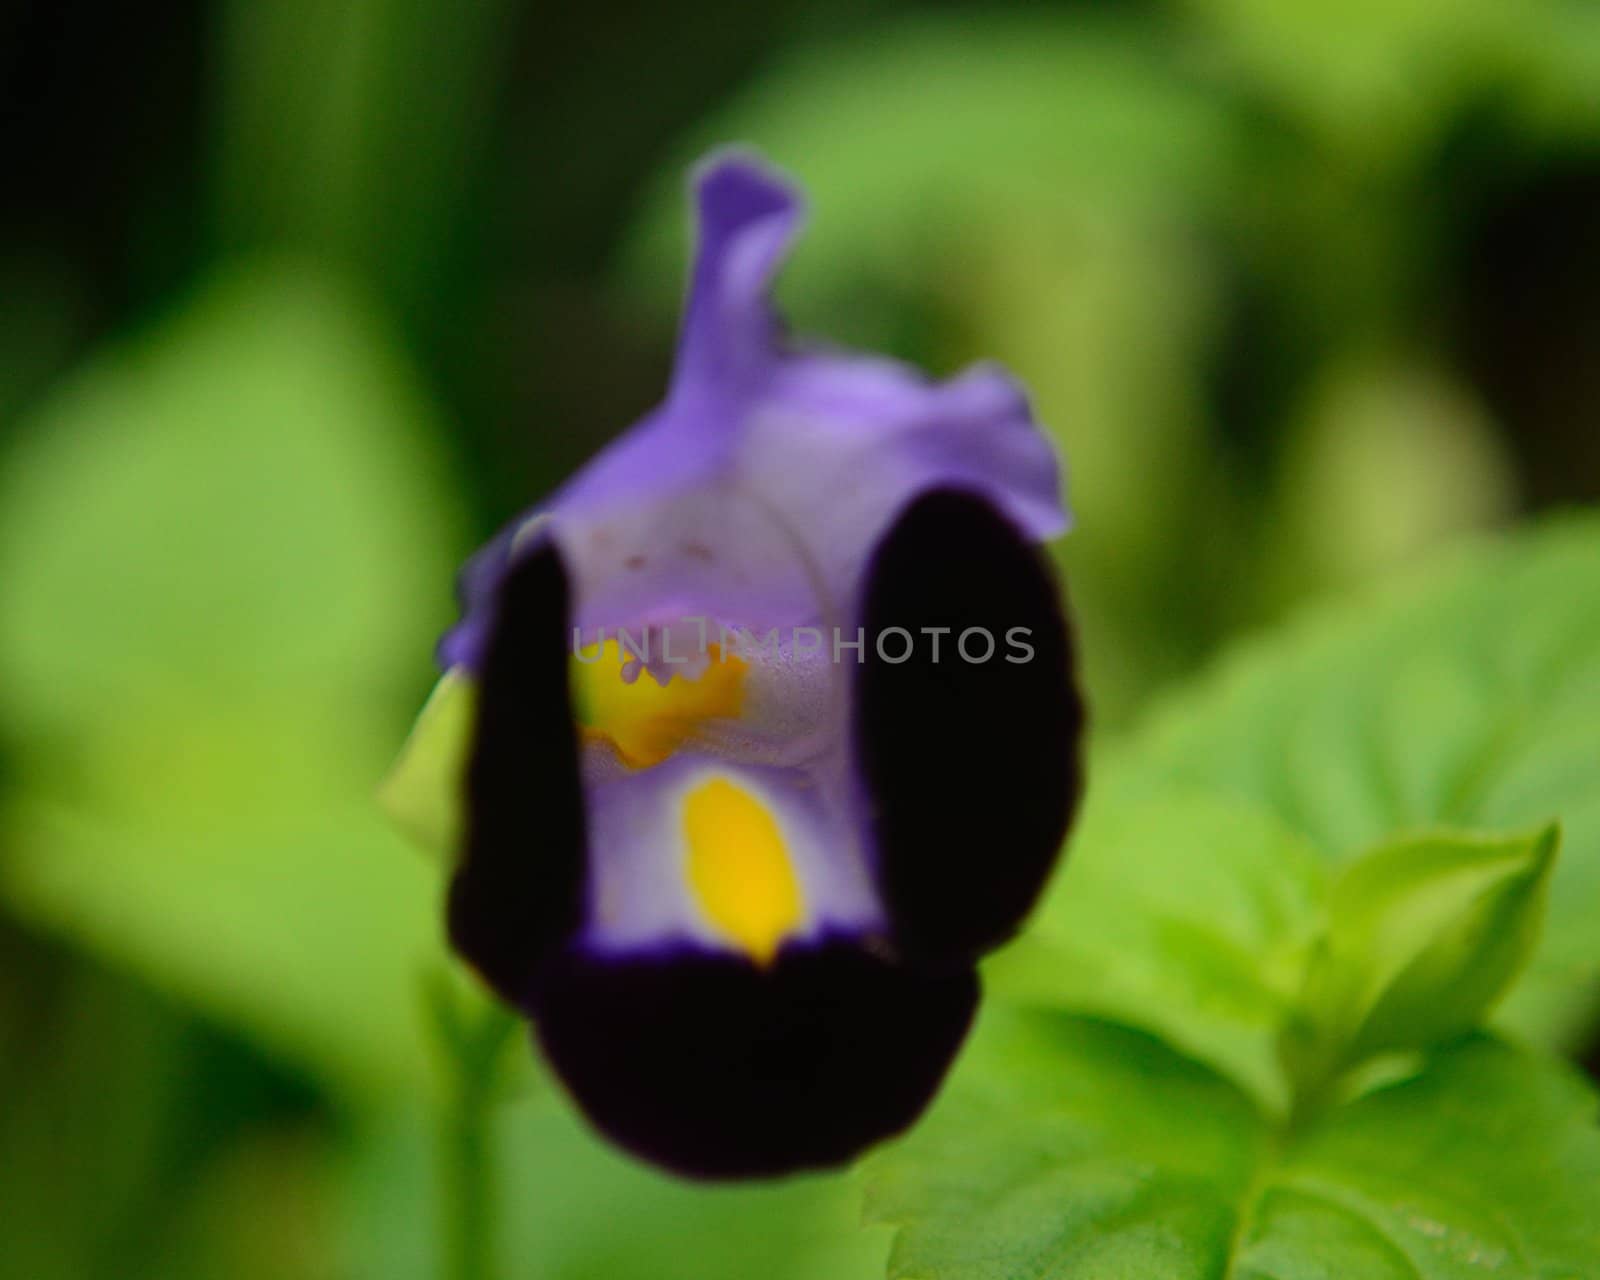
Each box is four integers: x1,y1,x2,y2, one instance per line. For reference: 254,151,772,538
853,488,1085,964
732,356,1066,613
519,350,1065,649
770,354,1066,537
441,154,1068,672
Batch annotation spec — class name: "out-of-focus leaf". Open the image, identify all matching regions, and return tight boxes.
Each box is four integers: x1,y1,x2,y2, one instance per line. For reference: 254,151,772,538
966,215,1232,726
1187,0,1599,162
213,0,516,306
0,262,467,1097
0,262,460,726
1262,360,1516,612
153,1127,340,1280
343,1093,889,1280
988,786,1326,1109
622,13,1238,333
867,1008,1600,1279
0,957,193,1280
1282,825,1558,1093
379,670,475,858
1131,514,1600,1053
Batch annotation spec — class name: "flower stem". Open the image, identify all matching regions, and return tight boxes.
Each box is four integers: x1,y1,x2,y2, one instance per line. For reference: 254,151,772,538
430,979,516,1280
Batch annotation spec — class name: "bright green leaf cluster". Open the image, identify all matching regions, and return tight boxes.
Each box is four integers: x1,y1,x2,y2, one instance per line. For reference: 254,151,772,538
1281,825,1559,1103
1138,515,1600,1052
988,785,1328,1110
870,1010,1600,1280
881,515,1600,1278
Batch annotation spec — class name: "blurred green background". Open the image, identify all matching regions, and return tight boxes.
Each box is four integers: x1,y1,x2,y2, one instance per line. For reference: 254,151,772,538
1,1,1598,1276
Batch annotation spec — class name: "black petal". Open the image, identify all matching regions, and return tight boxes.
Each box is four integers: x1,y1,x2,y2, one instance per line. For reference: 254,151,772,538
854,488,1085,965
530,943,978,1179
450,542,587,1004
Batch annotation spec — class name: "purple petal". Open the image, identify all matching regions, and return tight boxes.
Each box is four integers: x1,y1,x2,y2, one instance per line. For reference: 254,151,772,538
672,150,805,401
441,152,1069,673
526,352,1066,643
577,752,884,960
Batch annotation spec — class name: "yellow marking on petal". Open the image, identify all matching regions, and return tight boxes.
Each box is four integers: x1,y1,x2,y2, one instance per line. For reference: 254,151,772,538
572,639,746,769
683,777,803,966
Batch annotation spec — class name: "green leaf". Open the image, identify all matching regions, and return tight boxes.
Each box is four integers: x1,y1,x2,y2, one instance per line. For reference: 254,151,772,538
1282,825,1559,1094
344,1094,890,1280
866,1008,1600,1279
867,1013,1262,1280
213,0,517,307
1134,514,1600,1053
0,262,467,1098
379,669,476,857
987,784,1327,1110
1189,0,1600,162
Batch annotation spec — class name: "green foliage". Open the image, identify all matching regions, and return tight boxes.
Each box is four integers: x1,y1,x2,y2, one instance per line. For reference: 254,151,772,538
623,12,1237,333
380,670,476,858
0,263,466,1097
213,0,517,306
890,514,1600,1277
868,1009,1600,1280
988,788,1328,1110
1282,825,1558,1096
1187,0,1600,158
346,1094,890,1280
1138,514,1600,1051
7,2,1600,1272
0,961,198,1280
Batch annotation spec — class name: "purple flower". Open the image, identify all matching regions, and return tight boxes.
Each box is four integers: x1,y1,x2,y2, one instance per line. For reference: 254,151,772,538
440,152,1084,1178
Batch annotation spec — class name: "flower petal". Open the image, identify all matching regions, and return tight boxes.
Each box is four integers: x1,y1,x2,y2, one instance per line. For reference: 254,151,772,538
577,755,883,962
439,156,1069,674
539,357,1067,642
738,357,1068,608
449,540,588,1003
854,488,1084,964
673,150,805,400
529,942,978,1178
